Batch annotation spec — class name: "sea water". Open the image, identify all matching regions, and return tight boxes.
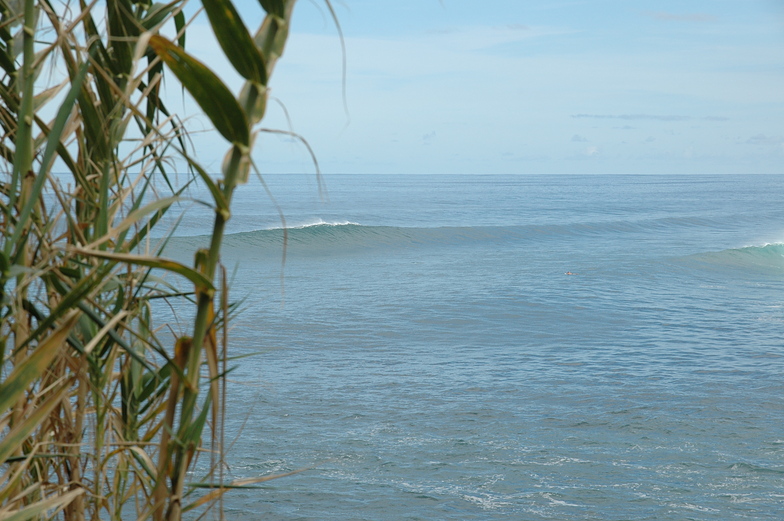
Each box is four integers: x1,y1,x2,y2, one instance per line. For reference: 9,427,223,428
166,174,784,520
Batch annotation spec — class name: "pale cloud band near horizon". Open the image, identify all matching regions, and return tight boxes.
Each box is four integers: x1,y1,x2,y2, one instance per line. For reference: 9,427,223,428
571,114,730,122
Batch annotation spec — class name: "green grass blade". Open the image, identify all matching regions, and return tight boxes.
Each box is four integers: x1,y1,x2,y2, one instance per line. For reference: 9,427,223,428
184,155,228,214
22,267,109,351
149,35,249,146
174,8,186,48
4,59,90,257
7,0,38,219
108,0,135,63
81,195,180,250
74,301,157,373
140,1,181,31
203,0,268,85
0,45,15,76
257,0,286,17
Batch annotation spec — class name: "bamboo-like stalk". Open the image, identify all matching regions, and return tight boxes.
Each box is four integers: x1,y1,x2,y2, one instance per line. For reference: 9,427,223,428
146,3,300,518
8,0,38,504
1,1,303,519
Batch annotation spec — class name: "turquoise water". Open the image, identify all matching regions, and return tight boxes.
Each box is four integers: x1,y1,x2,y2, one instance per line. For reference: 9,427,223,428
169,175,784,520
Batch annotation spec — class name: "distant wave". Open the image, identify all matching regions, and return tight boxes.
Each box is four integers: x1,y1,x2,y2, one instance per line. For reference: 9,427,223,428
167,222,525,258
684,243,784,272
162,215,751,258
161,217,784,264
283,219,361,229
219,223,504,253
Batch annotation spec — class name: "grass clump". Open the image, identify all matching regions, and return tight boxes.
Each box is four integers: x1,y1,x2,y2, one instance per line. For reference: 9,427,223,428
0,0,298,519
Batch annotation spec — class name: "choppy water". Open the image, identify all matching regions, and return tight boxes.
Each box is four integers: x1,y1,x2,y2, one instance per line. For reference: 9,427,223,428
166,174,784,520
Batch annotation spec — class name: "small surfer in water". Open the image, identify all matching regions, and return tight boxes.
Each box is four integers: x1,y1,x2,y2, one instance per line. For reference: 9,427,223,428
565,271,576,275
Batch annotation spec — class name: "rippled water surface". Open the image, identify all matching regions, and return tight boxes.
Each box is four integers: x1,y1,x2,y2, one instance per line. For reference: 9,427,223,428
168,175,784,520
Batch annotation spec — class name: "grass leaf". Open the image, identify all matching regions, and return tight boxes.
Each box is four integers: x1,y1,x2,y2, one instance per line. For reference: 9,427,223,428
203,0,268,85
0,488,84,521
71,247,215,292
149,35,249,146
0,310,79,415
0,385,68,469
257,0,286,17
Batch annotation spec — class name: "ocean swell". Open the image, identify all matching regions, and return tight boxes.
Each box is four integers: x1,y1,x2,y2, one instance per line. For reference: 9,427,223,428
684,243,784,273
164,216,763,259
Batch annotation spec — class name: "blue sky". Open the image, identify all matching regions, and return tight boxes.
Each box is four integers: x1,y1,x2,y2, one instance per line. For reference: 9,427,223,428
180,1,784,174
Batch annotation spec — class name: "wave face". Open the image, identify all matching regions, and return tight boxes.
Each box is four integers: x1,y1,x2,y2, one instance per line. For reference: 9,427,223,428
170,222,523,257
169,214,757,259
685,243,784,273
221,222,517,253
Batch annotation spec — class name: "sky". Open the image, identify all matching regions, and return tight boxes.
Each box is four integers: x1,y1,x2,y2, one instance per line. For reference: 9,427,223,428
176,0,784,175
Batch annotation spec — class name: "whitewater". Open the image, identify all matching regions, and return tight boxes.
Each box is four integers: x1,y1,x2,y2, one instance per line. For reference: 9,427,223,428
162,174,784,520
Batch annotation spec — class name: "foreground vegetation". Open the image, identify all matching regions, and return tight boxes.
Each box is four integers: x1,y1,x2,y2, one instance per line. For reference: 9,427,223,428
0,0,300,518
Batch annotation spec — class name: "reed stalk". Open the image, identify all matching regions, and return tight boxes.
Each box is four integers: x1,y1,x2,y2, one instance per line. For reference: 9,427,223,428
0,0,301,519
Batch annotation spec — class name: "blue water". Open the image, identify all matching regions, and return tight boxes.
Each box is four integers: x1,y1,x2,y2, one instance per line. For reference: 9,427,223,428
167,174,784,520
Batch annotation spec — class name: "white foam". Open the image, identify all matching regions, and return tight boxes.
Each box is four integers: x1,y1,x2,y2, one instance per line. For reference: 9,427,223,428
289,219,360,229
251,219,362,232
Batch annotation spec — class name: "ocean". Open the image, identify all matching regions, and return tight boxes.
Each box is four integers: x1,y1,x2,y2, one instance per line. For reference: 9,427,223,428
166,174,784,520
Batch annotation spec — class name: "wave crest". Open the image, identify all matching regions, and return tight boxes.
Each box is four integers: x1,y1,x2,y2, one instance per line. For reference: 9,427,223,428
685,243,784,272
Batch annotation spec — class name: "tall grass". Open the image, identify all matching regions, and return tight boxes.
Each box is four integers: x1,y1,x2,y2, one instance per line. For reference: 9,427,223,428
0,0,298,519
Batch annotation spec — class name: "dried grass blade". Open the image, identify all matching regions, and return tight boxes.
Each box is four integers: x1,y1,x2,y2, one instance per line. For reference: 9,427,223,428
0,488,84,521
182,468,306,512
0,310,79,414
71,248,215,292
0,381,69,466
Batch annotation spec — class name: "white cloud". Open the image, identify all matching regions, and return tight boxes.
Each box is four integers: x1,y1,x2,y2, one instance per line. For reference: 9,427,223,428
571,114,729,122
644,12,718,23
744,134,782,146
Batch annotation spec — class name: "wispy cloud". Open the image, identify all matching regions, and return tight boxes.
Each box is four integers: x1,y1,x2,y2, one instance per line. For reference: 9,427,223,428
644,12,718,23
567,146,600,160
744,134,782,146
423,24,569,53
571,114,728,122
